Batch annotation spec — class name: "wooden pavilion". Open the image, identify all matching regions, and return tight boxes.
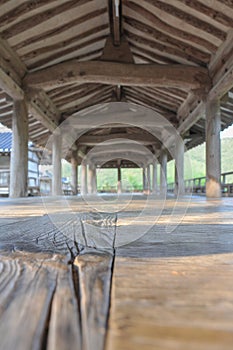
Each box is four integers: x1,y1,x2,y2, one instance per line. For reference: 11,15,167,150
0,0,233,197
1,2,233,350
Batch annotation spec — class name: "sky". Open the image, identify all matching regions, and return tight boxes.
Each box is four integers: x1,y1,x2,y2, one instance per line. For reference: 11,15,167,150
221,124,233,139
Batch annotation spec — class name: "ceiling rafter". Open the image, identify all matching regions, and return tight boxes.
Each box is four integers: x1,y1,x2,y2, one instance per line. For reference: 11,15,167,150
143,0,227,40
1,0,93,40
12,7,108,52
123,1,218,52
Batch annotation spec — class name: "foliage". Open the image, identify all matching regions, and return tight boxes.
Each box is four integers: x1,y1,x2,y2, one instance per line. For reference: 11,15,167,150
60,138,233,189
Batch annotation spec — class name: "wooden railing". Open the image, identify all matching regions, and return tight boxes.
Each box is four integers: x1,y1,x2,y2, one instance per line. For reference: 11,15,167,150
168,171,233,196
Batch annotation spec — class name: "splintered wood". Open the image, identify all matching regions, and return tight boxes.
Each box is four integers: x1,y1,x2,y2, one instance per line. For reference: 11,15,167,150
1,196,233,350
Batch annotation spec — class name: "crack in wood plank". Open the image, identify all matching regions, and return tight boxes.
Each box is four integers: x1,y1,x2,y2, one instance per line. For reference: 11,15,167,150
0,211,117,350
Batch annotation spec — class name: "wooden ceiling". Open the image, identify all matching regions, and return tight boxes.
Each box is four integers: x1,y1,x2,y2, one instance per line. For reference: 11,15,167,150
1,0,233,160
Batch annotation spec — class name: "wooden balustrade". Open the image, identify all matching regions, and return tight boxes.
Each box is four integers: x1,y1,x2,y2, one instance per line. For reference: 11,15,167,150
168,171,233,196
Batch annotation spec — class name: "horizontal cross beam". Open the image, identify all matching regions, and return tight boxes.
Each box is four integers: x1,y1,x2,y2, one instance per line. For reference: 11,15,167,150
23,61,211,90
77,132,159,146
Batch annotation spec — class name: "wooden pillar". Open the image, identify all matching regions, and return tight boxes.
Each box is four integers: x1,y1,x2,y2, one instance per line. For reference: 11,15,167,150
92,165,97,194
88,164,96,194
206,99,221,198
10,99,28,198
117,165,122,194
174,137,185,195
160,149,167,195
81,163,87,195
152,160,158,193
147,164,151,193
71,153,78,195
142,167,146,193
52,132,62,196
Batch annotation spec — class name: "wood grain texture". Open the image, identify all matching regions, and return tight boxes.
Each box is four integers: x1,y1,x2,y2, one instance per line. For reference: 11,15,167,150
143,0,227,40
23,61,211,90
1,0,93,40
46,263,82,350
106,254,233,350
0,199,117,350
0,251,58,350
11,7,107,52
74,248,114,350
1,196,233,349
123,1,219,52
0,212,116,256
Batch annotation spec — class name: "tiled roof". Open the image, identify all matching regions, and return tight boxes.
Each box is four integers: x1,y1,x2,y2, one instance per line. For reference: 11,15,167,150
0,132,12,152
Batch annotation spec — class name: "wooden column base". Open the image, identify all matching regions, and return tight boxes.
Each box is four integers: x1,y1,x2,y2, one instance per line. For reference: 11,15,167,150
206,178,221,198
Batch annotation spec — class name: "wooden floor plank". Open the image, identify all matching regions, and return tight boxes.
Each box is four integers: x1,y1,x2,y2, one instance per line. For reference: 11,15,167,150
47,264,82,350
1,196,233,349
0,251,58,350
106,254,233,350
0,212,116,257
74,248,114,350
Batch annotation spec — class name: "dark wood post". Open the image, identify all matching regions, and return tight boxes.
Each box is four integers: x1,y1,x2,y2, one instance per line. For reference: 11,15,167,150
117,164,122,194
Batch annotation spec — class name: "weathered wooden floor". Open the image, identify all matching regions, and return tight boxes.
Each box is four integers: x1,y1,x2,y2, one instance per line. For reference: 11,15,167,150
0,194,233,350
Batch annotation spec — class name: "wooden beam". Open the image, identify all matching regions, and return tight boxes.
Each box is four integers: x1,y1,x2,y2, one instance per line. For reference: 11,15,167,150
85,143,153,157
109,0,121,46
124,89,177,121
177,91,203,121
0,67,24,100
149,87,187,102
91,153,151,166
208,30,233,100
27,89,60,132
124,1,218,53
20,25,108,62
0,36,26,81
77,132,158,146
28,35,107,71
124,17,213,62
23,61,211,90
209,29,233,81
144,0,226,41
55,84,108,108
12,7,107,51
130,86,180,110
1,0,93,40
209,66,233,100
61,89,112,117
178,0,233,28
124,28,210,66
29,128,49,139
101,35,134,63
130,42,177,65
28,99,57,132
0,36,26,100
178,101,205,136
38,90,60,118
